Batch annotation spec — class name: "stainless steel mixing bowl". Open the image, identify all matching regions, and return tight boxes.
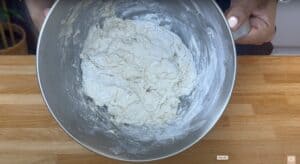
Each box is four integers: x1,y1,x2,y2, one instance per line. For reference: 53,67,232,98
37,0,246,162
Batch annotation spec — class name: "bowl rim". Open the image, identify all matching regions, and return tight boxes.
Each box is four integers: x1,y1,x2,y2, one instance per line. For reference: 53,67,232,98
36,0,237,162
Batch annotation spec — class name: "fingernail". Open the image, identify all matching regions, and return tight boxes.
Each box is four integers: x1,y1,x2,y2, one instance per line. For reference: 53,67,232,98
228,16,238,28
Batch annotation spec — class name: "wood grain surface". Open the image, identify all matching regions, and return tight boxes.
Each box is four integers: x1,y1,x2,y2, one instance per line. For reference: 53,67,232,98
1,55,300,164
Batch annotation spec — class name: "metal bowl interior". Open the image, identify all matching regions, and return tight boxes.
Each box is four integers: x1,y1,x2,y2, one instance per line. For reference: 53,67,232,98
37,0,236,162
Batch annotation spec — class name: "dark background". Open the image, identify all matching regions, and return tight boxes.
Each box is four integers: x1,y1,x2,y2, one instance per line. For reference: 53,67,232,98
4,0,272,55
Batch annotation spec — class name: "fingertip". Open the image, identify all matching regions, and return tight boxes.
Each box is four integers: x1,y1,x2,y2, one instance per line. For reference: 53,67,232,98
226,5,251,31
44,8,50,17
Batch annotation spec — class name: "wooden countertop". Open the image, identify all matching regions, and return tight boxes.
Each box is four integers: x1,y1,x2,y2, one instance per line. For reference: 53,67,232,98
1,55,300,164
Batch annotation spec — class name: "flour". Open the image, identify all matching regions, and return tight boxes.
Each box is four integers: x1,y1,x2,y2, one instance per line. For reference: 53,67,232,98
80,17,197,127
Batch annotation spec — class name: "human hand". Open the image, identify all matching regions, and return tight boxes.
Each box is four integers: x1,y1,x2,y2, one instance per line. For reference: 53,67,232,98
25,0,52,30
226,0,277,45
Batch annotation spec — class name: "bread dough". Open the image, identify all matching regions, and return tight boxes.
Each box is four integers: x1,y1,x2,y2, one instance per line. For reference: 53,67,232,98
81,17,196,126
